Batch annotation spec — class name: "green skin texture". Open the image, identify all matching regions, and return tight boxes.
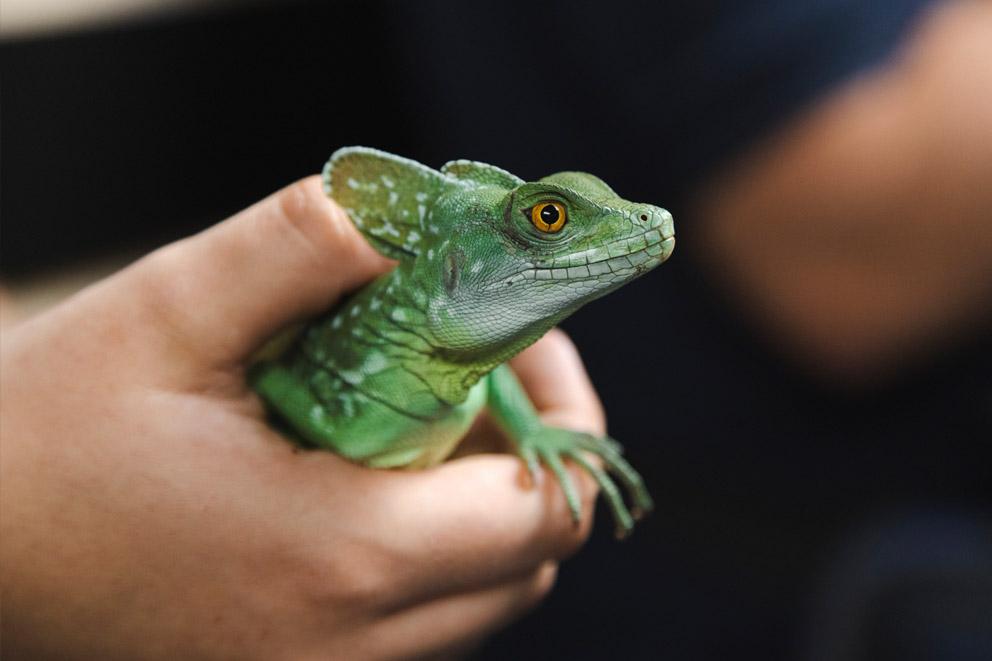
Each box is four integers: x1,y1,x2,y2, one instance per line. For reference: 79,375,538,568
251,147,675,537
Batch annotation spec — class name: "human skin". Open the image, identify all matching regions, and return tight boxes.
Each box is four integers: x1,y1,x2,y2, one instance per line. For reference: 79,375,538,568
0,176,602,660
694,0,992,383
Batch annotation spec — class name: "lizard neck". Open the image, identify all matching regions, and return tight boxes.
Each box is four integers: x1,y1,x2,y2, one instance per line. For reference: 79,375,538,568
356,267,480,405
446,307,576,372
361,266,568,404
344,261,577,406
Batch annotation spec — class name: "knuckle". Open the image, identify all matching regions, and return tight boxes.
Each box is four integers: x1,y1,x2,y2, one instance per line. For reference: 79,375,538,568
578,472,601,514
587,401,608,437
128,241,204,342
295,541,394,612
545,329,608,434
542,326,574,352
528,562,559,603
548,511,595,560
273,176,388,289
275,176,351,264
574,513,597,551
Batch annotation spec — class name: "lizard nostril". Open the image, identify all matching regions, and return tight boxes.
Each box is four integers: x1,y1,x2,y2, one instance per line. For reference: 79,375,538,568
639,214,648,222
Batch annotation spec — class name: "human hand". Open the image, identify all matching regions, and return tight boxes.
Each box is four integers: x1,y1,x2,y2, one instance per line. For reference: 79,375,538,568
0,176,601,660
695,0,992,382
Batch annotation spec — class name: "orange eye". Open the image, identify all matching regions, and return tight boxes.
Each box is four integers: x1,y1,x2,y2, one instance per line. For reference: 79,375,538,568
530,201,567,233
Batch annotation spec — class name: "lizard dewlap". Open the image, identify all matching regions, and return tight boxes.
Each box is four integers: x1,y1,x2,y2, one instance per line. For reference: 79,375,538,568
251,147,675,538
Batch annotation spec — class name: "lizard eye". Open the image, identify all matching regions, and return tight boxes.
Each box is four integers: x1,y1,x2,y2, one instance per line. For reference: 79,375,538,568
530,201,567,233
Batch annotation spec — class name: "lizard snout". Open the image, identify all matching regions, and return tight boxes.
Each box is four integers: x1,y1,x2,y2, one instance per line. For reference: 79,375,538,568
633,206,675,239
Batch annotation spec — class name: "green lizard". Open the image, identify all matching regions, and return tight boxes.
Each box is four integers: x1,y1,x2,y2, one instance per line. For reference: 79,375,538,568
251,147,674,537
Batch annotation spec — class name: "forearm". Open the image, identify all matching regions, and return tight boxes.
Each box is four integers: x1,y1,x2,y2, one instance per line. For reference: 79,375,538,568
693,0,992,382
486,363,544,440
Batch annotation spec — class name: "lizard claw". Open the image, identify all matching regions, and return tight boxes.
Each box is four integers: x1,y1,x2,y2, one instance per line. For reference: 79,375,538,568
513,427,653,538
520,447,542,488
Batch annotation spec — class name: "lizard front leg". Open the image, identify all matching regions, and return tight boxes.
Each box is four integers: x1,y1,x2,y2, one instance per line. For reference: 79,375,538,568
484,364,654,539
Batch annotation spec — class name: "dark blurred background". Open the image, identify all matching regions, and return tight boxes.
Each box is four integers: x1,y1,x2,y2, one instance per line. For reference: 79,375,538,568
3,1,990,659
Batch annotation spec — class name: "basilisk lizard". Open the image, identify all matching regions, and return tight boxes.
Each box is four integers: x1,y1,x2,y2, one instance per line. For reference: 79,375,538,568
251,147,674,537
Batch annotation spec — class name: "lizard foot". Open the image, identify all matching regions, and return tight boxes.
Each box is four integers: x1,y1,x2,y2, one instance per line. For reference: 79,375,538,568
516,427,654,539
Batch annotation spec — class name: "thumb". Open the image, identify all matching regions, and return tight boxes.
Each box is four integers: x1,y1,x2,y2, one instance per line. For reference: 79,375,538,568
129,175,393,365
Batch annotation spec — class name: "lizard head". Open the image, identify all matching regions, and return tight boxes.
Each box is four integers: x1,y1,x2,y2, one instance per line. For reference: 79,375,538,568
322,147,673,358
421,171,674,353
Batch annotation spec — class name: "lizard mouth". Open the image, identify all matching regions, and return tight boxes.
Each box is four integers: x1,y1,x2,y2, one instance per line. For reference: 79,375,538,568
491,233,674,290
658,236,675,260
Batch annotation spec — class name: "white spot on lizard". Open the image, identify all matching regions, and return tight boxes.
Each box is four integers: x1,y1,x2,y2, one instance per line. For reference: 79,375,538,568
338,394,356,417
362,352,388,374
